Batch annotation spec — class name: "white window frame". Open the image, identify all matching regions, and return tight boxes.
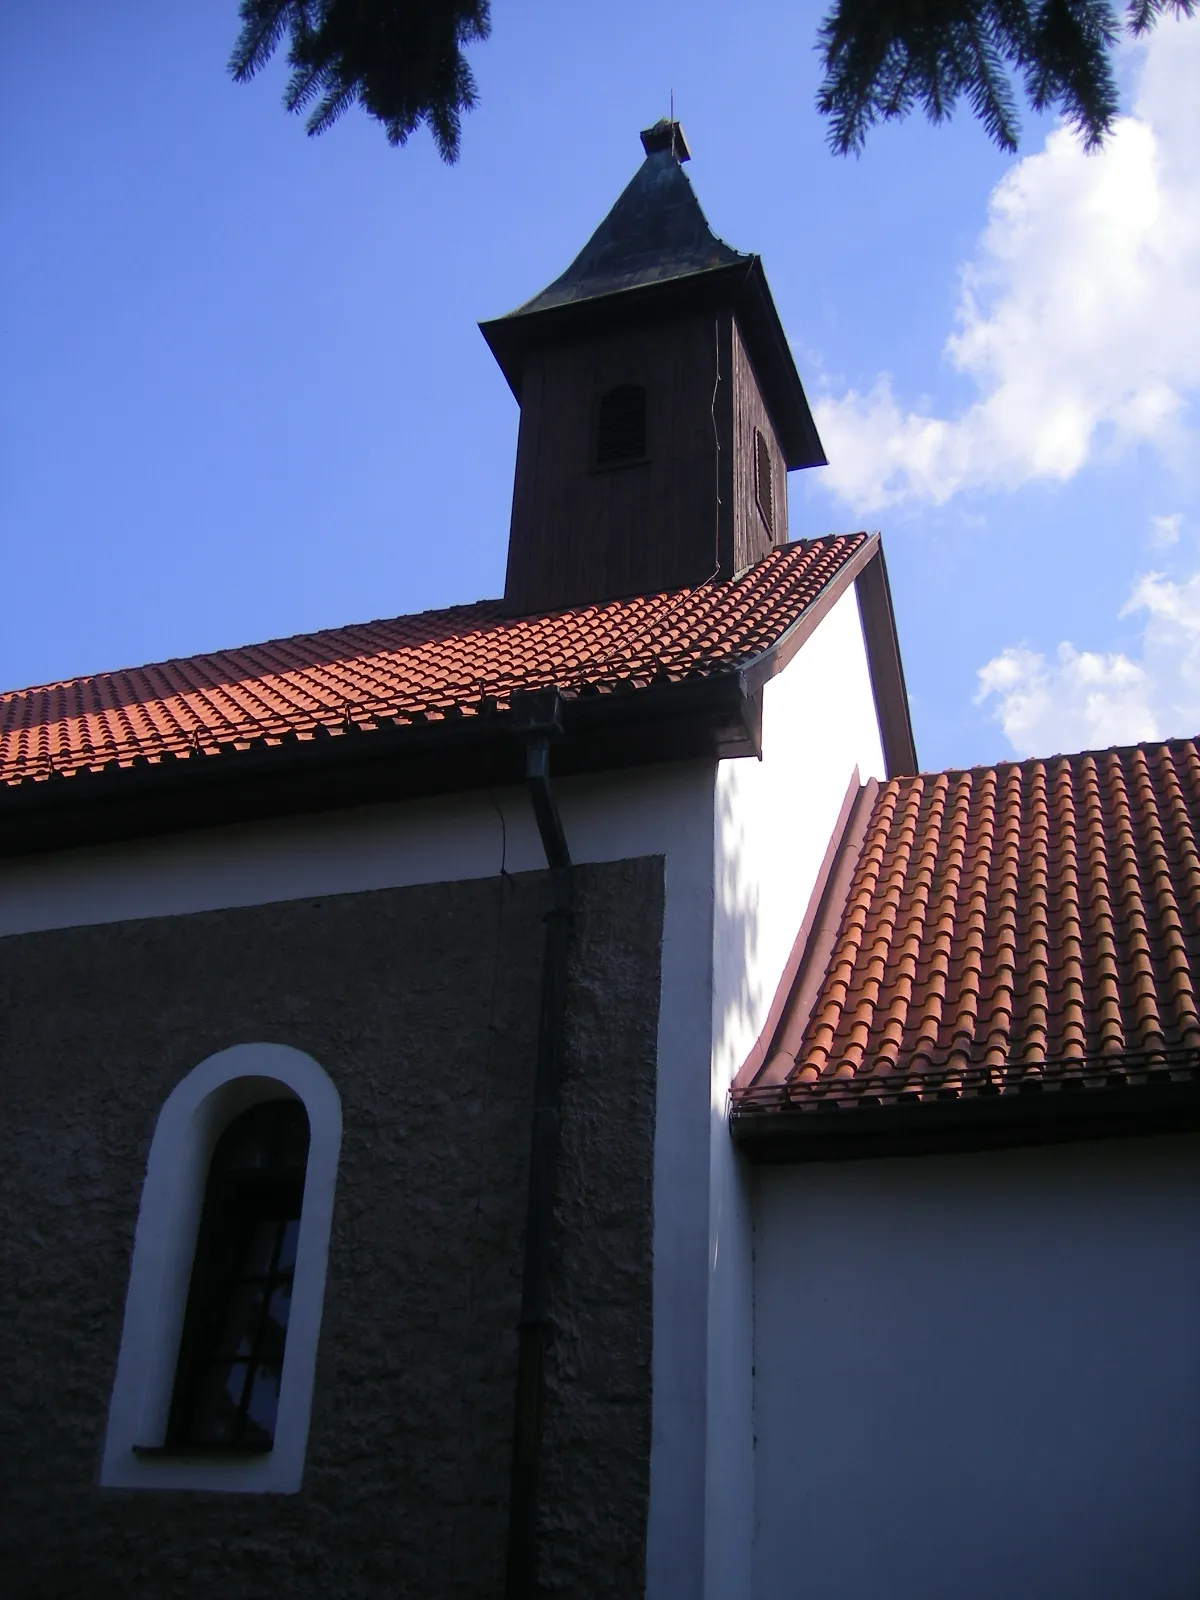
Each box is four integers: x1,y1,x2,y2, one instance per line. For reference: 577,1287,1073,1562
101,1043,342,1494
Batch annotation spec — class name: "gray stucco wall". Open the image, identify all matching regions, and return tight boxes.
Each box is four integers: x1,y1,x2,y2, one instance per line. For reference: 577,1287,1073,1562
753,1134,1200,1600
0,855,663,1598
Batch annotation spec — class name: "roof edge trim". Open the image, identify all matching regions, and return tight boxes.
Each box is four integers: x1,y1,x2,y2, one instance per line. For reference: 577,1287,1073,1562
740,532,878,695
739,535,915,781
856,544,918,777
730,1069,1200,1163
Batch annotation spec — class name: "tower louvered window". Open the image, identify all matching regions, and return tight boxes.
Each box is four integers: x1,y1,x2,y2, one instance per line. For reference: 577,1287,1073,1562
754,428,774,535
595,384,647,468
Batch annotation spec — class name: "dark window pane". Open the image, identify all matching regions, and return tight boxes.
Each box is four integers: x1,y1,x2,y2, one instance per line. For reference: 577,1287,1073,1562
213,1281,266,1359
257,1285,292,1368
167,1098,309,1450
243,1365,281,1443
220,1099,310,1175
240,1217,284,1279
188,1361,251,1445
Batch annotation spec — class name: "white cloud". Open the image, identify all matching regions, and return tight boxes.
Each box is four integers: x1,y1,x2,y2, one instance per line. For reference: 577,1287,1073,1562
816,14,1200,513
976,567,1200,756
1148,511,1182,548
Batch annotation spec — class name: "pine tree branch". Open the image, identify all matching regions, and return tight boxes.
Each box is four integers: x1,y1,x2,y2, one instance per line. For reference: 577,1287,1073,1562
816,0,1187,155
230,2,307,85
229,0,490,163
230,0,1195,163
1126,0,1195,32
961,18,1024,150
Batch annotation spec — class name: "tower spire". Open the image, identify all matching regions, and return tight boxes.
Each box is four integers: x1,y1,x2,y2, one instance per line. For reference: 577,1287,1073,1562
480,124,826,615
639,117,690,161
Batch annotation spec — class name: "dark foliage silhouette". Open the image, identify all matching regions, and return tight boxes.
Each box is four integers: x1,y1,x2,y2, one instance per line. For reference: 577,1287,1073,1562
230,0,1195,160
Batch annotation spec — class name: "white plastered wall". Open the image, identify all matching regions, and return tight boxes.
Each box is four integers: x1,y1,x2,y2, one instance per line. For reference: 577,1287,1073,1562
704,585,886,1597
0,582,888,1591
752,1135,1200,1600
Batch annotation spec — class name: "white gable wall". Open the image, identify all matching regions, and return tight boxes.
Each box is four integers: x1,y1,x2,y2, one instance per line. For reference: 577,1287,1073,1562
752,1135,1200,1600
705,584,887,1598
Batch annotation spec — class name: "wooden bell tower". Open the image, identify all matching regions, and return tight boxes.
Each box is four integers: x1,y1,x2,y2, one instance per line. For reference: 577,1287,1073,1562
481,122,826,616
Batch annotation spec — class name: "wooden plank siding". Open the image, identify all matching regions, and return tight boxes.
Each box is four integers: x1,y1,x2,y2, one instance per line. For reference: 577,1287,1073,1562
731,317,788,569
503,309,785,615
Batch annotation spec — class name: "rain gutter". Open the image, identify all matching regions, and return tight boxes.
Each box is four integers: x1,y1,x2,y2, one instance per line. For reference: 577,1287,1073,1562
505,692,574,1598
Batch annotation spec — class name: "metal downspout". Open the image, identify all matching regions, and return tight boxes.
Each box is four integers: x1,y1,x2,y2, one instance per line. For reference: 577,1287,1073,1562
505,727,574,1598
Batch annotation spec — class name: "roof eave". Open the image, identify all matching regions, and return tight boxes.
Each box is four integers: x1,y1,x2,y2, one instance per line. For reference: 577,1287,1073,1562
730,1068,1200,1163
0,668,762,859
735,257,827,471
480,257,825,471
480,261,747,397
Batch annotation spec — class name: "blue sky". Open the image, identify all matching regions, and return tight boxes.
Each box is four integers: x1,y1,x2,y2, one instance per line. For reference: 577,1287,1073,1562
3,2,1198,772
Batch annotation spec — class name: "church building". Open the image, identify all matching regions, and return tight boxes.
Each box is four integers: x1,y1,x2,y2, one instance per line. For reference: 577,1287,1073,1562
1,123,1197,1599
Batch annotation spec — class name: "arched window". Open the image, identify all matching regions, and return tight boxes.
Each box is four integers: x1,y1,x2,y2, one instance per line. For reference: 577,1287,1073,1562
754,427,774,535
102,1044,341,1494
167,1099,310,1451
594,383,647,468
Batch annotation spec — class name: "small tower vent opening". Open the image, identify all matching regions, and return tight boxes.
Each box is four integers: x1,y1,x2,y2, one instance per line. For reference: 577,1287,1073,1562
595,384,647,469
754,428,774,535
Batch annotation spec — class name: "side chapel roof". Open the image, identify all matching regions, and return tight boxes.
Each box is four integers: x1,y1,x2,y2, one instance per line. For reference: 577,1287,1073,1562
734,738,1200,1155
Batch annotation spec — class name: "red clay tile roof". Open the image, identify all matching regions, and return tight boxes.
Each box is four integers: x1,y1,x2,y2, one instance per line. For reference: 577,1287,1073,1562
736,738,1200,1113
0,535,865,789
